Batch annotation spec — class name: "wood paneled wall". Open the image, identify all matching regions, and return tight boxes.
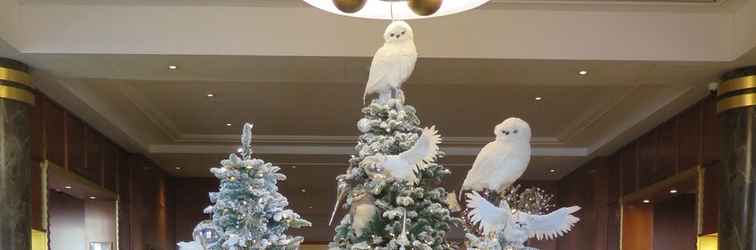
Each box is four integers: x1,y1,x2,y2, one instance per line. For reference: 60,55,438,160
557,95,721,250
29,93,175,250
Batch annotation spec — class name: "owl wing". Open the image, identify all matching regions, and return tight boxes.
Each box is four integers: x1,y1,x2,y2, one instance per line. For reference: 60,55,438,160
398,126,441,170
462,142,503,191
466,191,511,234
525,206,581,240
364,45,394,103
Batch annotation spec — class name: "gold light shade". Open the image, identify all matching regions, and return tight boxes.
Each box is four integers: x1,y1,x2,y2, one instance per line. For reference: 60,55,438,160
333,0,367,13
409,0,443,16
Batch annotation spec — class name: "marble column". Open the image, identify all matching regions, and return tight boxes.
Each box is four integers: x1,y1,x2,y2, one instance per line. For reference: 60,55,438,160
719,66,756,250
0,58,35,250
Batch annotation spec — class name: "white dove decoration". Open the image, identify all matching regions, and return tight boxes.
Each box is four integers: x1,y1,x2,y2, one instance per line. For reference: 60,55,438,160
463,118,532,192
361,126,441,183
363,20,417,104
177,241,203,250
466,192,581,248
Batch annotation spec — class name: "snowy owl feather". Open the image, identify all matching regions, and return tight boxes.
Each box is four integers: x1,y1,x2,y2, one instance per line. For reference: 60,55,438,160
466,191,510,234
462,118,532,192
526,206,581,240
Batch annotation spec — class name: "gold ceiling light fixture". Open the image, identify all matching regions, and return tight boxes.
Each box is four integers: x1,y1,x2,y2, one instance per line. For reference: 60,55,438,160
307,0,490,19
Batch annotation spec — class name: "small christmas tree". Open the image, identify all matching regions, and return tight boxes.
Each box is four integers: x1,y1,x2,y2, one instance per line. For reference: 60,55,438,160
329,99,461,250
198,123,311,250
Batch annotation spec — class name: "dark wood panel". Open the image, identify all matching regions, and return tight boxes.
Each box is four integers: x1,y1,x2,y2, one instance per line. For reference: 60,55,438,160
608,154,621,202
678,102,702,171
622,204,653,250
702,164,721,235
102,140,117,192
31,160,43,231
117,152,132,250
43,98,66,166
66,113,86,175
701,96,720,165
30,94,44,161
656,118,678,182
607,203,620,250
84,127,103,184
621,143,638,195
557,158,609,250
637,131,658,188
171,178,219,242
653,194,697,250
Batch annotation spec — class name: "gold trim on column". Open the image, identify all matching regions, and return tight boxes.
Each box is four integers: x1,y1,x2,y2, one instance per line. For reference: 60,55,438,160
0,67,31,86
717,93,756,113
0,85,35,105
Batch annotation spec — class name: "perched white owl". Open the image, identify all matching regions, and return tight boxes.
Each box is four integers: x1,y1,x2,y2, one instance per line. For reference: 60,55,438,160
462,118,532,192
363,20,417,104
466,192,581,248
361,126,441,183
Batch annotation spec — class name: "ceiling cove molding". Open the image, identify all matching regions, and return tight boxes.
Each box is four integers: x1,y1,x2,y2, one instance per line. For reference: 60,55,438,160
119,83,182,141
177,133,562,146
556,85,639,143
148,144,589,157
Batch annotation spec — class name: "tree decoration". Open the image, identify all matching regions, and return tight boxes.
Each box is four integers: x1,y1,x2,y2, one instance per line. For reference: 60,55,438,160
328,98,461,249
501,184,556,215
196,123,311,250
333,0,367,13
408,0,443,16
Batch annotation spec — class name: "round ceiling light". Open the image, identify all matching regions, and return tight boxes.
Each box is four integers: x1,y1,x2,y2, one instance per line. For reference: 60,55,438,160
303,0,491,20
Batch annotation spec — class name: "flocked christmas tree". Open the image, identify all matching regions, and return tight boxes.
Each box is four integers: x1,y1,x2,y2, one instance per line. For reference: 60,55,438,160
328,98,462,250
195,123,311,250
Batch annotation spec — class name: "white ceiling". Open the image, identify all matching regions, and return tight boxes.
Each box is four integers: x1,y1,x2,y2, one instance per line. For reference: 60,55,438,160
1,0,755,182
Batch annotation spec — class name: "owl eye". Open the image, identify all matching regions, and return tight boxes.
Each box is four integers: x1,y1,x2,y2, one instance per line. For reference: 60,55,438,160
401,31,406,35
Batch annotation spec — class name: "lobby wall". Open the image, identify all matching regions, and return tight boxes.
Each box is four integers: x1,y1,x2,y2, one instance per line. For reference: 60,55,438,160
557,95,721,250
29,93,175,250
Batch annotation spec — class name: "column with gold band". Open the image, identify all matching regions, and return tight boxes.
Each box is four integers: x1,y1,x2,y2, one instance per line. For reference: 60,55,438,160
0,58,33,250
718,66,756,250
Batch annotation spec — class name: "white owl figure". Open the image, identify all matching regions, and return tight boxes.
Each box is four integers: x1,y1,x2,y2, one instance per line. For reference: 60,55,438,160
463,118,532,192
363,20,418,104
361,126,441,183
466,192,581,248
177,241,203,250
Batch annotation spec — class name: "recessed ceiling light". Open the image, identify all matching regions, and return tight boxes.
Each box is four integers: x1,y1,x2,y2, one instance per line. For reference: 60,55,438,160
308,206,313,209
89,196,97,200
549,169,557,173
207,93,215,98
291,166,297,169
237,147,243,153
226,123,232,127
301,189,307,193
535,97,543,101
578,70,588,76
642,199,651,204
669,189,678,194
175,166,182,170
168,65,178,70
64,186,72,189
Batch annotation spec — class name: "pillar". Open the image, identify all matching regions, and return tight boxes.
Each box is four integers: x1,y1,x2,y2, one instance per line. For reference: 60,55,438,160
0,58,35,250
719,66,756,250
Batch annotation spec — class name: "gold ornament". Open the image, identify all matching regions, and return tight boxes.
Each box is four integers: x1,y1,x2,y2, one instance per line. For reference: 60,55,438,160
333,0,367,13
408,0,443,16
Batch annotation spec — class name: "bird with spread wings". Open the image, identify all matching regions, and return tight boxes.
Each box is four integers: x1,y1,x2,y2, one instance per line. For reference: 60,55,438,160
361,126,441,184
466,191,581,249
